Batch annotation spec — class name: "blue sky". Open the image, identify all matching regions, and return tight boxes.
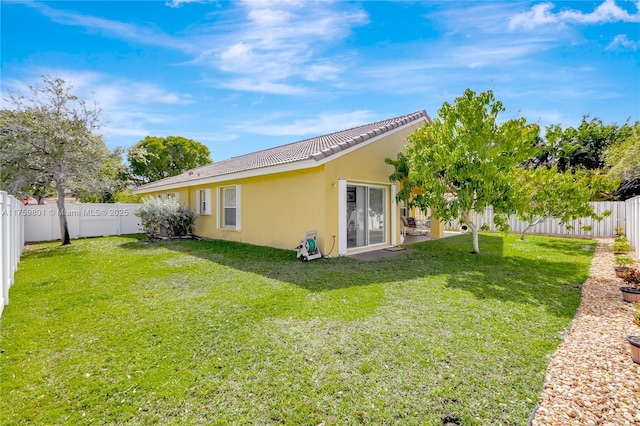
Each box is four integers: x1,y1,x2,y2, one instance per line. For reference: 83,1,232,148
2,0,639,161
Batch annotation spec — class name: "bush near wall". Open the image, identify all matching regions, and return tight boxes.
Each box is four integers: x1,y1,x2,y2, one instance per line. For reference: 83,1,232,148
135,197,195,239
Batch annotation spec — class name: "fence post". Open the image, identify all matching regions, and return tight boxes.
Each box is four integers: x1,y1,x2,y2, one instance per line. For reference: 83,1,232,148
1,192,5,311
10,196,17,276
627,196,640,260
2,191,11,310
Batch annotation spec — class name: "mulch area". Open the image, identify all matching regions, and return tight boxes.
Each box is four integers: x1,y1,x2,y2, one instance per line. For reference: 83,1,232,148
531,238,640,426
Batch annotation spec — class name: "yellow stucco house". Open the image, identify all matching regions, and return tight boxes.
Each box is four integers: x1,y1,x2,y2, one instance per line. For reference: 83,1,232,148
133,110,433,257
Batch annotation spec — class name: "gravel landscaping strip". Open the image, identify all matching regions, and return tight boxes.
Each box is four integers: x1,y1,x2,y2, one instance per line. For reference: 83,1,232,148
531,238,640,426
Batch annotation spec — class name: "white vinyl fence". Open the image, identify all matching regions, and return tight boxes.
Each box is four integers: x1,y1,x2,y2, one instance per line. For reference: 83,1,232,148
626,196,640,259
1,191,25,316
443,201,627,238
24,203,142,242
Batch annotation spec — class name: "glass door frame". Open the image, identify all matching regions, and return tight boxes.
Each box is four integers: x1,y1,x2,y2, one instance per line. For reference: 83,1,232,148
338,179,397,255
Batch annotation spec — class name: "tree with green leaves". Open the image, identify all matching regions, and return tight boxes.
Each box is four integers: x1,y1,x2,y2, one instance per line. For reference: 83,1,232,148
0,75,115,245
73,146,132,203
385,152,415,202
536,116,624,172
128,136,212,184
517,167,617,240
605,121,640,199
405,89,539,254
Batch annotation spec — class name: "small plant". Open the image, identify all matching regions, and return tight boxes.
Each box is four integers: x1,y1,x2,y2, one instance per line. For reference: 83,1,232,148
615,255,635,267
614,235,629,243
634,304,640,328
614,226,624,237
612,240,632,253
623,268,640,289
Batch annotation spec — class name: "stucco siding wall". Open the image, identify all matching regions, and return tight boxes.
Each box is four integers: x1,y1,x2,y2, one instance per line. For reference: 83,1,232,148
323,122,422,250
189,183,215,236
224,168,326,251
147,169,324,252
135,170,327,252
136,120,424,255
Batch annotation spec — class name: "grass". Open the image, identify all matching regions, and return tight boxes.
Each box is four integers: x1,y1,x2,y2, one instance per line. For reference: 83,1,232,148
0,233,596,425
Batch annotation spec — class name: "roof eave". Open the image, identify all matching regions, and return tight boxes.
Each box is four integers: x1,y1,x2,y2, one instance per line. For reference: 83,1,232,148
133,113,427,194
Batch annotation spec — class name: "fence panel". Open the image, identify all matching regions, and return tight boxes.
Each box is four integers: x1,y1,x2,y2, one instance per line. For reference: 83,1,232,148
626,196,640,259
1,191,25,316
23,203,142,242
443,201,627,238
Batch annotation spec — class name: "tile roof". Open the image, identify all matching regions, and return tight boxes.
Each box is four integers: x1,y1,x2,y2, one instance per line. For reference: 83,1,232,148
135,110,428,192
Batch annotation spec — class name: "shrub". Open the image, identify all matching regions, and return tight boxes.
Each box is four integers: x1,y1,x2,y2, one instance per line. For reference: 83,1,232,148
113,189,142,203
612,241,632,253
135,197,195,239
615,255,635,267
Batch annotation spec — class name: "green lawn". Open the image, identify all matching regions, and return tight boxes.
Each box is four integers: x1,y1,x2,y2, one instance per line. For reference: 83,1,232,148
0,234,595,425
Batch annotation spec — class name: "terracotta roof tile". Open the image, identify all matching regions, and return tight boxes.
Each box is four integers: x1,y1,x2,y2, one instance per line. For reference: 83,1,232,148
135,110,428,192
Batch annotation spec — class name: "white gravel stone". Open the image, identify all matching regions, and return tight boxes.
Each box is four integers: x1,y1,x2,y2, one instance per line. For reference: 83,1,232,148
531,239,640,426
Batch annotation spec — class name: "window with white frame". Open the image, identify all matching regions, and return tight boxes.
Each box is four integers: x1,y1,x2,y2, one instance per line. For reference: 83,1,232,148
219,185,241,230
166,192,179,202
195,189,211,215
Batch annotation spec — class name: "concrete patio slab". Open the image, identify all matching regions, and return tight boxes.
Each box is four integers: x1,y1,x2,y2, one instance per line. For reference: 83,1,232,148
347,231,461,260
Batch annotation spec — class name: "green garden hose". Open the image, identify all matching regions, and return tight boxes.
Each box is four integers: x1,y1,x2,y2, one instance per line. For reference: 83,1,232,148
306,238,316,252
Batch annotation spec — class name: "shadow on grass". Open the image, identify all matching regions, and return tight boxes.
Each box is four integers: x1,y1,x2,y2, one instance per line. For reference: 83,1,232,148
22,241,90,260
530,238,595,256
118,233,590,318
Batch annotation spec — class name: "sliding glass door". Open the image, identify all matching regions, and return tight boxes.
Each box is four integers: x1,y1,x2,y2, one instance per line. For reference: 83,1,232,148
346,184,386,249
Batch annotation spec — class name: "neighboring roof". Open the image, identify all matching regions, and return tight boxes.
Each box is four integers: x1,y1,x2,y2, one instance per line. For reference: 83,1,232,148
134,110,428,192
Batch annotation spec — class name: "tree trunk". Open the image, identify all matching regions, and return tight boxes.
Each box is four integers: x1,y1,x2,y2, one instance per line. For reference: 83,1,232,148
520,218,543,241
470,228,480,254
520,227,529,241
461,210,480,254
56,185,71,245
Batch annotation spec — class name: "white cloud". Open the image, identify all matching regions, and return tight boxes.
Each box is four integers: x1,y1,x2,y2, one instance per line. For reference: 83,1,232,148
27,1,367,94
202,1,367,86
509,3,559,31
2,70,197,148
100,126,150,139
130,84,194,105
345,35,554,96
427,3,523,35
219,79,308,95
304,63,342,81
219,42,254,71
559,0,640,24
509,0,640,31
607,34,640,50
228,110,378,137
25,2,192,51
165,0,216,8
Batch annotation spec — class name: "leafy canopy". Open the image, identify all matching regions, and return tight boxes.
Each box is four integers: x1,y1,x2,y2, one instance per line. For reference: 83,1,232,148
128,136,212,184
0,75,114,244
535,116,622,171
605,122,640,199
533,117,638,199
516,167,617,240
405,88,539,253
